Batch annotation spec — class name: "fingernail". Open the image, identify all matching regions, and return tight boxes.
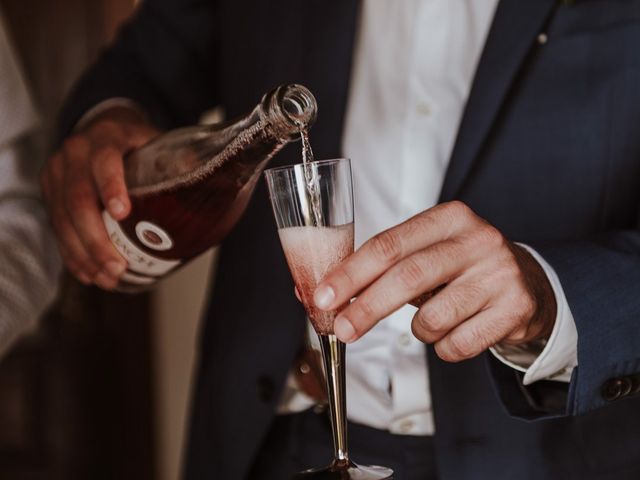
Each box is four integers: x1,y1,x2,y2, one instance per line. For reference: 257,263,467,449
334,316,356,343
77,273,92,285
314,285,335,309
108,198,125,217
94,272,116,290
104,261,126,277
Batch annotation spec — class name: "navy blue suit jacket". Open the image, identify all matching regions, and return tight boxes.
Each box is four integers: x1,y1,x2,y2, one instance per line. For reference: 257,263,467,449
59,0,640,478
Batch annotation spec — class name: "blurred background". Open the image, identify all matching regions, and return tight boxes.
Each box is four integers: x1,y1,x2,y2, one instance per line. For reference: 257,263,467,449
0,1,214,479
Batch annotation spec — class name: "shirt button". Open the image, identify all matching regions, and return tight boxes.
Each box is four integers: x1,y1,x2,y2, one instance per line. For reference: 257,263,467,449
398,420,415,434
398,333,412,347
416,102,431,115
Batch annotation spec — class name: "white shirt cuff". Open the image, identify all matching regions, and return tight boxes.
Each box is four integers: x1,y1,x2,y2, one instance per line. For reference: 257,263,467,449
74,98,144,131
490,243,578,385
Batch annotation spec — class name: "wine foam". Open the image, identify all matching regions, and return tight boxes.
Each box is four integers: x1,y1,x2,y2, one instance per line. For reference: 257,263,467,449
278,224,354,334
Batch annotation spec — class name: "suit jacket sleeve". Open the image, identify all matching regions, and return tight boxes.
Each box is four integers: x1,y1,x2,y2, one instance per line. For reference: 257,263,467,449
489,227,640,419
58,0,220,140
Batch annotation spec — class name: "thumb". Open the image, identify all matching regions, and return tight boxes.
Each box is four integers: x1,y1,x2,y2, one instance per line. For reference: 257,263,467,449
92,146,130,220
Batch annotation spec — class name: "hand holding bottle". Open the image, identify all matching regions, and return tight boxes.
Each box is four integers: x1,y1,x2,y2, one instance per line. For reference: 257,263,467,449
40,105,160,289
43,84,317,292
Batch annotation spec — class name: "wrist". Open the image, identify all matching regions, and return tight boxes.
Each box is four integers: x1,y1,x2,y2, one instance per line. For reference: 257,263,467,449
84,105,151,131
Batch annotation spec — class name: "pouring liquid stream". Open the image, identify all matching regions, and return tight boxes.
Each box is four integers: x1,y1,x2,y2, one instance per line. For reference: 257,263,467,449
300,126,324,227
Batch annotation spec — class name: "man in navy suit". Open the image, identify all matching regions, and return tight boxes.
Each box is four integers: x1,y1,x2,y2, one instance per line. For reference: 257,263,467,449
41,0,640,478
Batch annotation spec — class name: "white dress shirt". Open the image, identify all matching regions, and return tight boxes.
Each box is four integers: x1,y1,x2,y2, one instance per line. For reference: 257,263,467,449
278,0,578,436
0,9,61,358
79,0,579,437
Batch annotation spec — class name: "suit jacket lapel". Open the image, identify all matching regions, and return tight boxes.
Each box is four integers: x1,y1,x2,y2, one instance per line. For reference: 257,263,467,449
439,0,557,201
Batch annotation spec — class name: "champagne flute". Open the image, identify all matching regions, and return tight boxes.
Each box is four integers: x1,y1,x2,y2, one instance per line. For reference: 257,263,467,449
264,158,393,479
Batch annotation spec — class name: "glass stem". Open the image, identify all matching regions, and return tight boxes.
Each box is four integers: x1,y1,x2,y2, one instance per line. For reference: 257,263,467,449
318,334,350,467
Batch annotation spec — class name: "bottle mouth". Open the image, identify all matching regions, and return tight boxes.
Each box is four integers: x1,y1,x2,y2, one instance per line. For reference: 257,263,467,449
279,84,317,127
264,84,318,136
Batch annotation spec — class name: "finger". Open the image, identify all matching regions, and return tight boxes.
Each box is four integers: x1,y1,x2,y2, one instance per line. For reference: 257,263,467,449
62,148,127,283
434,307,515,363
48,151,102,279
314,201,477,311
93,270,121,290
411,277,490,344
127,125,159,148
333,240,475,343
57,243,92,285
51,208,101,280
91,146,130,220
64,188,126,284
499,293,542,346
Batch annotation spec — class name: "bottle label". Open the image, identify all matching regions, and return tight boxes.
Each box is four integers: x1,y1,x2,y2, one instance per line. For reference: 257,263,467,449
103,211,181,283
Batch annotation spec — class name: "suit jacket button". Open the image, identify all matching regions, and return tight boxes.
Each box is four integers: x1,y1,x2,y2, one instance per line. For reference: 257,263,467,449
602,377,633,401
257,375,276,403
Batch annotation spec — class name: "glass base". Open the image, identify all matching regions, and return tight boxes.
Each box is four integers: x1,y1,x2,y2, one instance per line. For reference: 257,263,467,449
293,462,393,479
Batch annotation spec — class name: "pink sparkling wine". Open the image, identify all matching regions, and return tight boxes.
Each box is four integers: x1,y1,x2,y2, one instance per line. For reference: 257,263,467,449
278,223,354,334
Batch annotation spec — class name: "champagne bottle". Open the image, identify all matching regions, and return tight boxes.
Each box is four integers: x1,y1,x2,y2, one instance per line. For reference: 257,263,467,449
103,84,317,291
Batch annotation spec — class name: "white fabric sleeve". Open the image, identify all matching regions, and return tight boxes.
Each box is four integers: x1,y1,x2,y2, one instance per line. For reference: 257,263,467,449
0,143,62,358
0,8,61,359
0,8,38,149
489,243,578,385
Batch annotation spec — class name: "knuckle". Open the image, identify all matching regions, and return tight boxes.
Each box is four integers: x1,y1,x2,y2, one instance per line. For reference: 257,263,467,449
489,253,521,286
94,145,123,164
130,131,155,147
518,293,537,320
336,263,357,287
396,257,426,291
65,262,86,279
499,272,531,308
416,304,448,332
344,296,380,336
60,246,99,279
99,177,125,197
446,200,472,219
63,135,89,156
434,342,460,363
93,119,123,137
335,264,357,291
370,229,402,264
448,333,477,360
503,257,523,280
457,282,484,307
85,240,111,264
352,297,377,324
411,314,439,343
66,194,93,216
476,223,504,249
66,182,95,206
78,259,100,277
508,327,529,343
